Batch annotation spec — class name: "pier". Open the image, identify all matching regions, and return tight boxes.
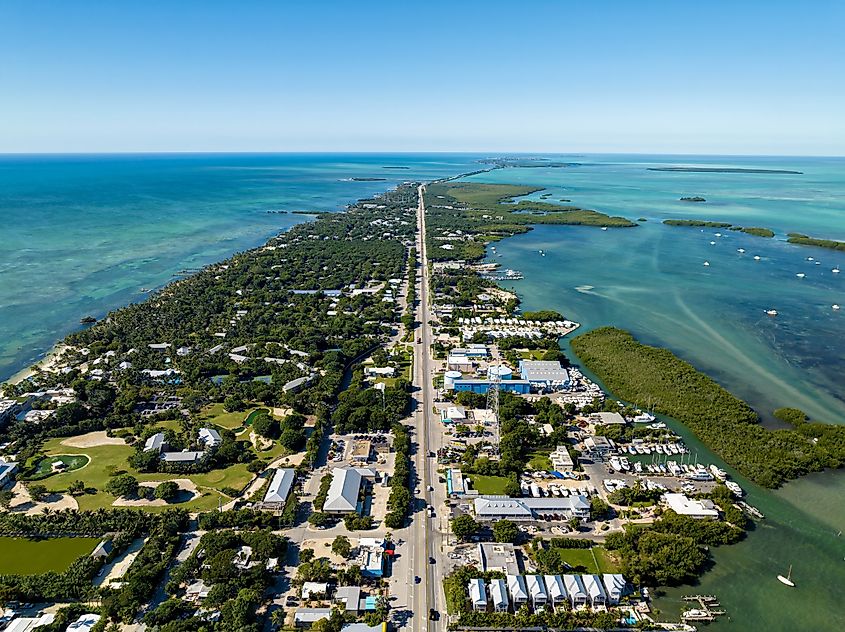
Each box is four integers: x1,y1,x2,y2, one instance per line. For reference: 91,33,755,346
681,595,727,622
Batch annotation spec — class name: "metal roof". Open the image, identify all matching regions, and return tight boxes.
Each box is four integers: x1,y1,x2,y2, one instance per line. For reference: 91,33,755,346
264,468,296,504
324,468,362,512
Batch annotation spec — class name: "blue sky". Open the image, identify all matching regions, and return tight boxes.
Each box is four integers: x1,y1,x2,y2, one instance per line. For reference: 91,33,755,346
1,1,843,154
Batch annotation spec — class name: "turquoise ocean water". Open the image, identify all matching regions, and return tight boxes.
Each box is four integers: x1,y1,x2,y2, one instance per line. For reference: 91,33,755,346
463,155,845,631
0,153,483,381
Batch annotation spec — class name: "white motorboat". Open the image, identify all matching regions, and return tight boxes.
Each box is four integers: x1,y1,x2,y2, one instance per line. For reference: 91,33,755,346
737,248,746,253
703,261,710,266
766,309,778,316
754,255,761,260
796,273,806,278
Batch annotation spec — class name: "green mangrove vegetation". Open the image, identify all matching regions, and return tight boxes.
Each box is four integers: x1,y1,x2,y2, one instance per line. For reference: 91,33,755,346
570,327,845,487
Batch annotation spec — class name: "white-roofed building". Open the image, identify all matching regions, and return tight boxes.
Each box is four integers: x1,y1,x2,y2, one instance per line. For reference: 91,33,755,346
5,614,55,632
582,574,607,607
66,613,101,632
490,578,509,612
602,573,627,605
293,608,332,627
473,495,590,521
323,468,376,514
519,360,570,388
544,574,567,608
477,542,520,575
0,459,18,489
447,355,474,371
263,468,296,508
550,445,574,471
591,411,626,426
198,427,222,448
468,578,487,611
301,582,329,600
506,574,528,607
525,574,548,609
663,493,719,519
563,574,587,607
144,432,166,453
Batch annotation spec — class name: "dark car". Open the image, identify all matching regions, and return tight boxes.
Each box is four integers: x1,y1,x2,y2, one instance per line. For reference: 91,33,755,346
415,575,421,584
429,609,439,621
429,557,436,564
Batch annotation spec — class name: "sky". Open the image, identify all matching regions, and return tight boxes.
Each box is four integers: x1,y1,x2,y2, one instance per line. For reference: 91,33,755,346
1,1,843,155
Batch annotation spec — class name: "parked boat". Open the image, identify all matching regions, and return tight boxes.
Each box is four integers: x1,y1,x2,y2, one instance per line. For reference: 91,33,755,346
777,565,795,587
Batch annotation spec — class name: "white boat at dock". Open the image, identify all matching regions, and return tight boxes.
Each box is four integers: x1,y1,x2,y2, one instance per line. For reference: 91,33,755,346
726,480,744,497
709,464,727,481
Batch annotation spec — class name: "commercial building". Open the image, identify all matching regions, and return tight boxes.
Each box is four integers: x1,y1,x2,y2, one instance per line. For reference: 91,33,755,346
582,574,607,607
602,573,627,605
506,574,528,607
451,379,531,395
66,613,101,632
468,578,487,611
544,574,567,608
473,495,590,521
263,468,296,508
489,578,509,612
323,468,376,514
447,468,467,496
447,355,474,371
450,346,488,358
550,445,574,471
525,575,548,609
591,412,626,426
477,542,520,575
519,360,570,388
663,493,719,519
563,574,587,607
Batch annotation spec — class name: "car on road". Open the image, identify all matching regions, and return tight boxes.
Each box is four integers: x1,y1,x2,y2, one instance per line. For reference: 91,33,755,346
429,609,439,621
427,485,434,491
415,575,421,584
429,557,436,564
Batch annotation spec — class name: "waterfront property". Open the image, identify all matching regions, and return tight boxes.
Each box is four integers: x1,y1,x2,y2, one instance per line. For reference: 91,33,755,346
663,492,719,519
519,359,570,389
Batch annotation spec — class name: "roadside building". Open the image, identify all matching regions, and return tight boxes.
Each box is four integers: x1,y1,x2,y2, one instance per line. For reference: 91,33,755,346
563,574,587,608
473,495,590,521
334,585,363,614
477,542,520,575
447,354,474,371
544,574,567,608
602,573,627,605
583,435,612,457
525,574,548,609
263,468,296,508
506,574,528,608
323,468,376,514
450,346,488,359
468,578,487,611
451,379,531,394
364,366,395,378
582,574,607,607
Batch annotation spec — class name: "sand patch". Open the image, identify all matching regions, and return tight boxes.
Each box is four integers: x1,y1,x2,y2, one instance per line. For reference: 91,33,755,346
112,478,198,507
61,431,126,448
6,482,78,514
272,406,293,418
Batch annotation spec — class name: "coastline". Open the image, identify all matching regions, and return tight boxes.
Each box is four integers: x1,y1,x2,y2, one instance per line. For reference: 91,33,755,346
6,343,69,387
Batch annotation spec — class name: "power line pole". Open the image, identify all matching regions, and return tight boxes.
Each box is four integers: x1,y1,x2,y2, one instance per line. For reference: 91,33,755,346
486,365,501,454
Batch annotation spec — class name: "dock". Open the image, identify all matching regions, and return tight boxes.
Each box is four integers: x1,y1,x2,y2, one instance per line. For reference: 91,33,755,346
681,595,727,622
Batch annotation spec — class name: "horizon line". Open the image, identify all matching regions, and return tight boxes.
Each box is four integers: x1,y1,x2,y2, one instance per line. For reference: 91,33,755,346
0,150,843,158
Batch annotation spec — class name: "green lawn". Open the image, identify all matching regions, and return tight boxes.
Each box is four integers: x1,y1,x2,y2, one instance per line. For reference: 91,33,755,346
528,450,552,471
468,474,510,495
33,454,90,478
196,403,258,430
554,546,619,574
38,437,255,511
0,536,100,575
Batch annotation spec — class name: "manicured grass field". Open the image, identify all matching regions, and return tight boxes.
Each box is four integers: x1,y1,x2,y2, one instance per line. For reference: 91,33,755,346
468,474,510,495
33,454,90,477
0,536,100,575
38,437,255,511
554,546,619,574
196,403,256,430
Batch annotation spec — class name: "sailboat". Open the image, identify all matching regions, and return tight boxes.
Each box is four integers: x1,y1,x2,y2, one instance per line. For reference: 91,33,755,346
777,565,795,587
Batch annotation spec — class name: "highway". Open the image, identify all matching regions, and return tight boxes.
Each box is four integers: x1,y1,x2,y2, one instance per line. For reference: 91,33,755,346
407,183,448,631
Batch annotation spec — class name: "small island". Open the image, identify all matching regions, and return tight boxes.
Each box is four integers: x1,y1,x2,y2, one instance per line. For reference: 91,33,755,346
787,233,845,251
350,177,387,182
680,196,706,202
663,219,775,237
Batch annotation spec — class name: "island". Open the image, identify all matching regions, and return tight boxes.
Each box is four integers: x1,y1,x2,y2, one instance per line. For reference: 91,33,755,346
680,196,706,202
663,219,775,237
787,233,845,252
